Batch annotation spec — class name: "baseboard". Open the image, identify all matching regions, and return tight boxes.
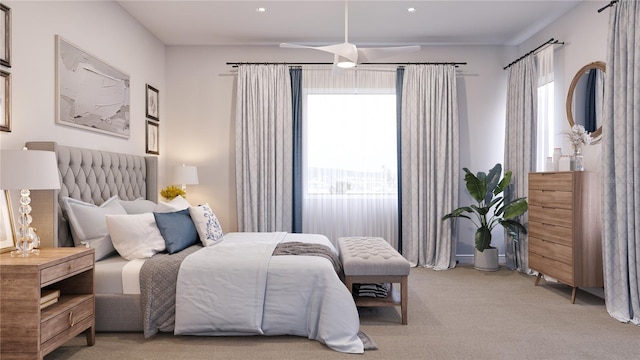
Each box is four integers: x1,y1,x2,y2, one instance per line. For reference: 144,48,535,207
456,254,506,266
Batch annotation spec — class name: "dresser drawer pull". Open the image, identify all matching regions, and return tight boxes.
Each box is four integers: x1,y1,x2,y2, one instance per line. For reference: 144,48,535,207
69,312,75,327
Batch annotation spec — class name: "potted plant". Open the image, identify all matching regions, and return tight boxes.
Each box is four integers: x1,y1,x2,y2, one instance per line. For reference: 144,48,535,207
442,163,528,271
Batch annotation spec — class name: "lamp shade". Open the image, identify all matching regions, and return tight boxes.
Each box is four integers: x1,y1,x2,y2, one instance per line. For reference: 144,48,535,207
172,165,198,185
0,150,61,190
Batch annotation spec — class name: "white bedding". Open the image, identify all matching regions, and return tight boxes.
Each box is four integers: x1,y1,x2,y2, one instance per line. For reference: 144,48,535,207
94,255,146,295
174,232,363,353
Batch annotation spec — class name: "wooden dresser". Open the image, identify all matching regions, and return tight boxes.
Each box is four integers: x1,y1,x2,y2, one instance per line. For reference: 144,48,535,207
0,247,95,359
528,171,603,303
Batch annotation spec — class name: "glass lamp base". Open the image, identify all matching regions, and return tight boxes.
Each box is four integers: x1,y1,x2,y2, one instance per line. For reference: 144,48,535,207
10,248,40,257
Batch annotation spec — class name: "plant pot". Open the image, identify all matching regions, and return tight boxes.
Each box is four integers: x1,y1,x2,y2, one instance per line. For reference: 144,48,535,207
474,248,499,271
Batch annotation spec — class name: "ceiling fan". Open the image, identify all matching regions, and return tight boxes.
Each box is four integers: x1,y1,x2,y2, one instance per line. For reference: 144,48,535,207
280,1,421,68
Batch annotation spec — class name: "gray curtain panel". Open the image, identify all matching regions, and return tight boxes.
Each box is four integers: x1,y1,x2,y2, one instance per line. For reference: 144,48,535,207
603,0,640,325
504,55,537,272
235,65,293,232
400,65,459,270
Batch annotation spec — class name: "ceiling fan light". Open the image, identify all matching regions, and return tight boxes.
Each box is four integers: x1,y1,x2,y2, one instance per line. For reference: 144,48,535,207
336,58,356,68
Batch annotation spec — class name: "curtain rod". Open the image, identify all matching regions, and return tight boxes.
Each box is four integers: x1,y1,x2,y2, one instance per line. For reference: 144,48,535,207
503,38,564,70
598,0,618,13
226,61,467,67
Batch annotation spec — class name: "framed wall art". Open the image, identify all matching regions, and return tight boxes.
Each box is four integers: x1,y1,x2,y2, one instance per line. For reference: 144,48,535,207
0,190,16,253
0,69,9,132
146,120,159,155
0,3,10,68
146,84,159,121
56,35,130,138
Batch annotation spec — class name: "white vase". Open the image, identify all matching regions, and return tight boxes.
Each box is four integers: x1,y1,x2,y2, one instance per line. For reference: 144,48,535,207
553,148,562,171
474,248,499,272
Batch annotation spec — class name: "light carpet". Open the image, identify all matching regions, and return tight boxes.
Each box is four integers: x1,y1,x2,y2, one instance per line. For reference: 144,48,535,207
45,266,639,359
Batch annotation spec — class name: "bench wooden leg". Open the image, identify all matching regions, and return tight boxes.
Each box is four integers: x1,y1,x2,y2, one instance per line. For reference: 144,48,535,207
401,276,408,325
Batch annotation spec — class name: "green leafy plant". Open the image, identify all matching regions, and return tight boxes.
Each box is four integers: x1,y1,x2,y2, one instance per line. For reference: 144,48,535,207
442,163,528,252
160,185,186,200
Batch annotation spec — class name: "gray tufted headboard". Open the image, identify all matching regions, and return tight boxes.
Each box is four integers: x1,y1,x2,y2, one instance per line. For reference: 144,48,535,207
26,142,158,248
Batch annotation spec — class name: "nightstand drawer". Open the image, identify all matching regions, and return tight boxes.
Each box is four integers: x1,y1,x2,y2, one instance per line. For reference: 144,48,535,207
41,254,94,286
41,296,94,344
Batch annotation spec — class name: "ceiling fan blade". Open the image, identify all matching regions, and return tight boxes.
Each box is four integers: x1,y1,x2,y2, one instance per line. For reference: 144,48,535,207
280,42,358,64
357,45,421,62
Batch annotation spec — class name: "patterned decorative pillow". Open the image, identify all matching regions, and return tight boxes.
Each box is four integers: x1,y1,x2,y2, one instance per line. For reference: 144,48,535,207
189,203,224,246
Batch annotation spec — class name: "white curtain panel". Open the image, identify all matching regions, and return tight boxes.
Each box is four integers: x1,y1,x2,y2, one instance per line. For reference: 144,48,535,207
301,66,399,247
235,65,292,232
603,0,640,325
504,55,537,272
400,65,459,269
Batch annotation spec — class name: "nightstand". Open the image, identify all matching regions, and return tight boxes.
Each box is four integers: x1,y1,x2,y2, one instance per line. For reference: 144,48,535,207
0,247,95,359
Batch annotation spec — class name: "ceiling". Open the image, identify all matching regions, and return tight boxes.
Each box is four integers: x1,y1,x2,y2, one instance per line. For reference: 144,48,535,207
116,0,583,47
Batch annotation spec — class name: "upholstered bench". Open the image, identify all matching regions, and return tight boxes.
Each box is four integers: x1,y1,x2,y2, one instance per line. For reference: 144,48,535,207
337,237,410,325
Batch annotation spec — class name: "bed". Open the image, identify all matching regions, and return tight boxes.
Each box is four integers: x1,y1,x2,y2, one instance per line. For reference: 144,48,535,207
25,142,364,353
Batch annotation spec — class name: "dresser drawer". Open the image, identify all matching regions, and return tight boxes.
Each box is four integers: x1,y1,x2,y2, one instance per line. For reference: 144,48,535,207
529,222,572,247
529,236,573,265
41,254,94,286
529,190,573,209
40,296,94,344
529,172,573,191
529,253,573,285
528,205,573,228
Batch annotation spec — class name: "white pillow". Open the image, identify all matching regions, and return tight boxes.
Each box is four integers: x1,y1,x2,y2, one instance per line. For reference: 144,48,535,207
189,203,224,247
105,213,166,260
155,195,191,213
61,196,127,260
119,197,157,214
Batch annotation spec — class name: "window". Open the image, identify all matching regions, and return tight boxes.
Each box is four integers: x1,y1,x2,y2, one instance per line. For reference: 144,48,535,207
305,93,397,196
301,67,399,244
536,46,555,171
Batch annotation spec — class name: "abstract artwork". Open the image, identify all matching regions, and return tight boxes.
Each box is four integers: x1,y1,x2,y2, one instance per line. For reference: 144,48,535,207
56,35,130,138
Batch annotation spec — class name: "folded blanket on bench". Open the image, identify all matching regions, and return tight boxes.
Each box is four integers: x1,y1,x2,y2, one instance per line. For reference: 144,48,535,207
273,241,342,274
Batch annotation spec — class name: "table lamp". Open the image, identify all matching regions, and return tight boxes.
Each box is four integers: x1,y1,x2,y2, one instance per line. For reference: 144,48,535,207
0,149,60,256
172,164,198,193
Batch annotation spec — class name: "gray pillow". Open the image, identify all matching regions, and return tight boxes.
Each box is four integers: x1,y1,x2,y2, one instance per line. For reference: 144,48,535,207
153,209,199,254
119,197,157,214
61,196,127,260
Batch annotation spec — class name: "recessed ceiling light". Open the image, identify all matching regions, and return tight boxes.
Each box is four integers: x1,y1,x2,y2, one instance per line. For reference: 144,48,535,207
407,7,417,13
256,7,266,13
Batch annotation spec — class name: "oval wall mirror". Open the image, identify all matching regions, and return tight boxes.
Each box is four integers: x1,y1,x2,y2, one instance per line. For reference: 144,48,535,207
566,61,606,138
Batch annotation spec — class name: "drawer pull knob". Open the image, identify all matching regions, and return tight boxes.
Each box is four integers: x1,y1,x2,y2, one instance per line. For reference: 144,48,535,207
69,312,75,327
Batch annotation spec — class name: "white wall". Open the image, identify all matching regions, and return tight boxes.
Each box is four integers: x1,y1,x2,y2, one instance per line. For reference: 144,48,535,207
0,1,167,184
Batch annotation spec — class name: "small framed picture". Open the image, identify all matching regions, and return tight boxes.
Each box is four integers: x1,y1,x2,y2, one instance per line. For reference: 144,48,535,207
0,3,10,68
146,120,159,155
146,84,159,121
0,190,16,253
0,69,10,132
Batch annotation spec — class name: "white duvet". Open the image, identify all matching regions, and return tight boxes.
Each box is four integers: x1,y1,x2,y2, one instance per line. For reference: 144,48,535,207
174,232,364,353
